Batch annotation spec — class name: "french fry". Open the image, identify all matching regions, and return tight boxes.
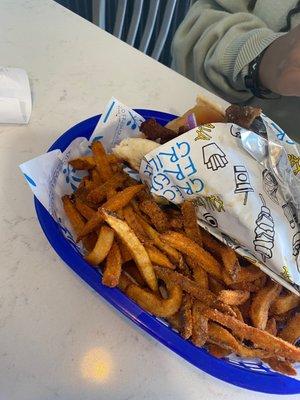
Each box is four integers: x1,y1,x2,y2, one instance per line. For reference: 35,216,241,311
218,290,250,306
91,141,113,182
207,343,231,358
185,256,208,289
265,317,277,336
201,307,300,362
123,205,150,243
145,245,175,269
229,276,267,292
136,215,182,265
102,241,122,287
139,199,169,233
69,155,95,170
122,260,146,286
232,306,244,323
167,211,183,230
90,168,103,186
166,312,181,331
263,358,296,376
62,195,85,235
270,292,300,315
85,225,114,266
209,277,225,295
153,266,235,316
179,294,193,339
181,200,202,246
223,264,264,285
161,231,222,280
87,172,127,204
119,241,132,263
75,198,96,220
118,271,136,292
101,210,158,292
192,301,208,347
78,185,145,239
219,247,241,281
126,283,182,317
279,313,300,344
207,322,271,359
250,280,281,329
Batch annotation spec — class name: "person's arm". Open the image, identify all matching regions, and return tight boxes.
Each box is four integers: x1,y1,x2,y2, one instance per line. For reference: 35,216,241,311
172,1,283,101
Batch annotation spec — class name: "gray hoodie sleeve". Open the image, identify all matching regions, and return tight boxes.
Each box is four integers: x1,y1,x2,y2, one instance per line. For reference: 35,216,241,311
171,0,284,102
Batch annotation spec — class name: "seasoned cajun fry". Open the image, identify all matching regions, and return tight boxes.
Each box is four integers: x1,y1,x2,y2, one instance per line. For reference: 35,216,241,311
82,232,98,252
123,205,150,243
263,358,296,376
161,231,222,280
270,292,300,315
207,343,231,358
192,301,208,347
167,212,183,230
265,318,277,336
218,290,250,306
250,280,281,329
69,155,95,170
209,277,225,295
139,199,169,233
102,241,122,287
78,185,145,239
122,261,146,286
166,312,181,331
119,240,132,263
181,200,202,246
154,266,235,316
126,283,182,317
201,307,300,362
279,313,300,344
145,245,175,269
101,210,158,292
87,172,127,204
136,215,182,264
219,247,241,281
90,168,103,186
223,264,265,285
85,225,114,266
62,195,85,235
118,271,136,292
91,141,113,181
232,306,244,322
229,276,267,292
208,322,270,359
179,294,193,339
186,256,208,289
75,198,96,220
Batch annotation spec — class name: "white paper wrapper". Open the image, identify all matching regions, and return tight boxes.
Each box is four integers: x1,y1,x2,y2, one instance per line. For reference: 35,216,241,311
0,67,32,124
20,98,300,295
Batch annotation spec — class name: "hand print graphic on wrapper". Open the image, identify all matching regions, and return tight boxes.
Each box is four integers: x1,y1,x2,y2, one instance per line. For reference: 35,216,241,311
253,194,275,262
62,163,82,192
202,143,228,171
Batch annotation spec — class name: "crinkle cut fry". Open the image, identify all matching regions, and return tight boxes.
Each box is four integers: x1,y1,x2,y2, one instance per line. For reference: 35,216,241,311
201,307,300,362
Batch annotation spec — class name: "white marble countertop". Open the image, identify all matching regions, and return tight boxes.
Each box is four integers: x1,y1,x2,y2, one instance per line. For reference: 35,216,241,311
0,1,298,399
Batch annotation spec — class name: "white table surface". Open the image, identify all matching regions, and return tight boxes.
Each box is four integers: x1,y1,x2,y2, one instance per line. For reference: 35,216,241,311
0,1,298,399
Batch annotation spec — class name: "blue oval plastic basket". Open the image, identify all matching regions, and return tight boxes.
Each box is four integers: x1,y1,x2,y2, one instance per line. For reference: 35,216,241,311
34,109,300,394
